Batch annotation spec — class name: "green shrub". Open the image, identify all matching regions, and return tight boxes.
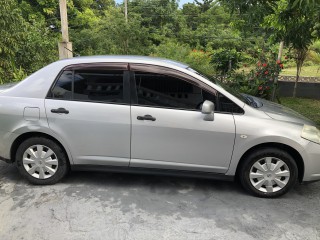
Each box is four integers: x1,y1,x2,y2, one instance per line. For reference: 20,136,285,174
225,54,287,100
152,41,215,76
210,49,242,75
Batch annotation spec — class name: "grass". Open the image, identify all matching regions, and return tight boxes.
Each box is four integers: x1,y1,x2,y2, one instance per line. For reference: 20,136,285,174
238,65,320,77
280,65,320,77
281,97,320,127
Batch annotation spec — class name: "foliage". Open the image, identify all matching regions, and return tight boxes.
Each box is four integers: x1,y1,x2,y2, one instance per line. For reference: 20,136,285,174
307,41,320,72
219,0,276,38
255,59,283,83
264,0,317,50
210,49,242,75
226,54,286,100
194,0,216,12
0,0,26,83
287,0,320,39
152,42,214,75
16,19,58,74
226,70,272,99
0,0,58,83
253,58,283,99
72,7,151,55
264,0,319,97
186,49,214,76
129,0,180,44
12,67,28,82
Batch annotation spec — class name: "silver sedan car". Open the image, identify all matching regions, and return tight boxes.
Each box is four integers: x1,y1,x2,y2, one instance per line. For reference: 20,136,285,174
0,56,319,198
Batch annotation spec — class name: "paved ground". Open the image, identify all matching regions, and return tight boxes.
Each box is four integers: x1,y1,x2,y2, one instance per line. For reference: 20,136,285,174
0,161,320,240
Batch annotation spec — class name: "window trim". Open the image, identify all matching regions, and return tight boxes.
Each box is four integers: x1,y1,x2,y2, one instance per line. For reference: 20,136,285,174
46,63,131,105
130,64,215,92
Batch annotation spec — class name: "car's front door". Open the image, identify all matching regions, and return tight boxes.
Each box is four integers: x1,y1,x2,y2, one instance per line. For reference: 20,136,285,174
45,63,131,166
129,65,237,173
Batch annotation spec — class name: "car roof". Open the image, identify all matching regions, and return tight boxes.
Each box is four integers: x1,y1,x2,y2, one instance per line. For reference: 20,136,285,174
57,55,190,69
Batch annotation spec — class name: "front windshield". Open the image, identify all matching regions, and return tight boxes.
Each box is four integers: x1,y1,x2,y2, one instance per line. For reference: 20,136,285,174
187,67,250,105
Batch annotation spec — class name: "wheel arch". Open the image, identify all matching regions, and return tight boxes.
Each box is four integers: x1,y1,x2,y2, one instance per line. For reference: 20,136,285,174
235,142,304,182
10,132,72,165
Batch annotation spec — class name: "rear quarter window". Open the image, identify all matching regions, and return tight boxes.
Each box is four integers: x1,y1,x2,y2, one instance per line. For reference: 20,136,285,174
50,71,73,99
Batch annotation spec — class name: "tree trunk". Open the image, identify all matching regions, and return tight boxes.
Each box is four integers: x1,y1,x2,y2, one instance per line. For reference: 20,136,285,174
293,69,299,98
292,48,308,98
228,60,232,72
272,41,284,101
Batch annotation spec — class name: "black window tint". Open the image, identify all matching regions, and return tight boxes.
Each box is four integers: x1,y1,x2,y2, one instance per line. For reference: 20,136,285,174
73,70,124,103
219,93,244,113
135,72,217,110
51,70,73,99
202,90,218,110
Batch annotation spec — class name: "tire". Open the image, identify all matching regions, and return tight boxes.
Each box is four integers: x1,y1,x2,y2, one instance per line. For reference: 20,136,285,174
16,137,69,185
239,147,298,198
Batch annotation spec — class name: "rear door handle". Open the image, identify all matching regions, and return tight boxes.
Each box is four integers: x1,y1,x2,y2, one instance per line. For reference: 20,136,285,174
51,108,69,114
137,114,156,121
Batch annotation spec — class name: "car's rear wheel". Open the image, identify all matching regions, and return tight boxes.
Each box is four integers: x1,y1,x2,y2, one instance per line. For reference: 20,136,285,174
16,137,69,185
239,147,298,198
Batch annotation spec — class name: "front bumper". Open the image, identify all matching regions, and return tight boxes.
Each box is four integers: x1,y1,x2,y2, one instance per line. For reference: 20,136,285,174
302,140,320,182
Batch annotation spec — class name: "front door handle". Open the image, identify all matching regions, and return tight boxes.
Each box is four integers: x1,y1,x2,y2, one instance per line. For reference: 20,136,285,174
51,108,69,114
137,114,156,121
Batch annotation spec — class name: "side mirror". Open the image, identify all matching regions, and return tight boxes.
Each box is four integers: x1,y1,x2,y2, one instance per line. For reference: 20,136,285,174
201,100,214,121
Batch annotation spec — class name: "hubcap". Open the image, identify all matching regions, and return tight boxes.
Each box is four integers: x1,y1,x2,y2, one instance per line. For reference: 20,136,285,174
22,145,59,179
249,157,290,193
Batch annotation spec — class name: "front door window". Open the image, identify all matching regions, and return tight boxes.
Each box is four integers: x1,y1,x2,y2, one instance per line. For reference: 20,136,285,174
134,71,217,111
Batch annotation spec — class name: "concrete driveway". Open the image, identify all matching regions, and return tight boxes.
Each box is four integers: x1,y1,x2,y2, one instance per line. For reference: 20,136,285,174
0,161,319,240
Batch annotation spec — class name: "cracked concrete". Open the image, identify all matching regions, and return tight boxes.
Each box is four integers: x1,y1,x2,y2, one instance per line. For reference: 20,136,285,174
0,161,320,240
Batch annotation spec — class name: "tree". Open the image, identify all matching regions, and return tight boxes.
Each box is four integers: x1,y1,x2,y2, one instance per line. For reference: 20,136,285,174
129,0,180,45
194,0,215,12
210,49,242,75
181,3,201,30
71,7,151,55
0,0,27,83
288,0,320,39
219,0,277,37
264,0,319,97
0,0,60,83
180,3,244,50
308,41,320,67
16,19,58,74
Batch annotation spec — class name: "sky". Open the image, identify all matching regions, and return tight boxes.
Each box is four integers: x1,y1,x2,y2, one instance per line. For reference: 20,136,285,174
115,0,194,8
177,0,194,7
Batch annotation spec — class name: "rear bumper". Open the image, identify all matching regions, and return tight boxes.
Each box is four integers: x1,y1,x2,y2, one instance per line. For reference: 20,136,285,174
0,131,17,162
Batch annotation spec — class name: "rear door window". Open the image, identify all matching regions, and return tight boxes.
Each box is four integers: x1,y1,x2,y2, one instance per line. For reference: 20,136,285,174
73,70,124,103
49,67,128,104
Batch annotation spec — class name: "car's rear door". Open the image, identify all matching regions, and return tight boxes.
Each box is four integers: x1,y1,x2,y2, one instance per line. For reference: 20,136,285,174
129,64,237,173
45,63,131,166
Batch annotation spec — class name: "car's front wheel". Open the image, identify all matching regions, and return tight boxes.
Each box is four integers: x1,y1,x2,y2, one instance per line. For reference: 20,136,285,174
239,147,298,198
16,137,69,185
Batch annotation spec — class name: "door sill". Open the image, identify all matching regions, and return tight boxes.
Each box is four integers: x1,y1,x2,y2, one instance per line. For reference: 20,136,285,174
71,165,234,181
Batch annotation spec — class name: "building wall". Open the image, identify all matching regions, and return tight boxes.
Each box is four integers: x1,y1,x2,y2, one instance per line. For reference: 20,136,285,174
278,81,320,99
